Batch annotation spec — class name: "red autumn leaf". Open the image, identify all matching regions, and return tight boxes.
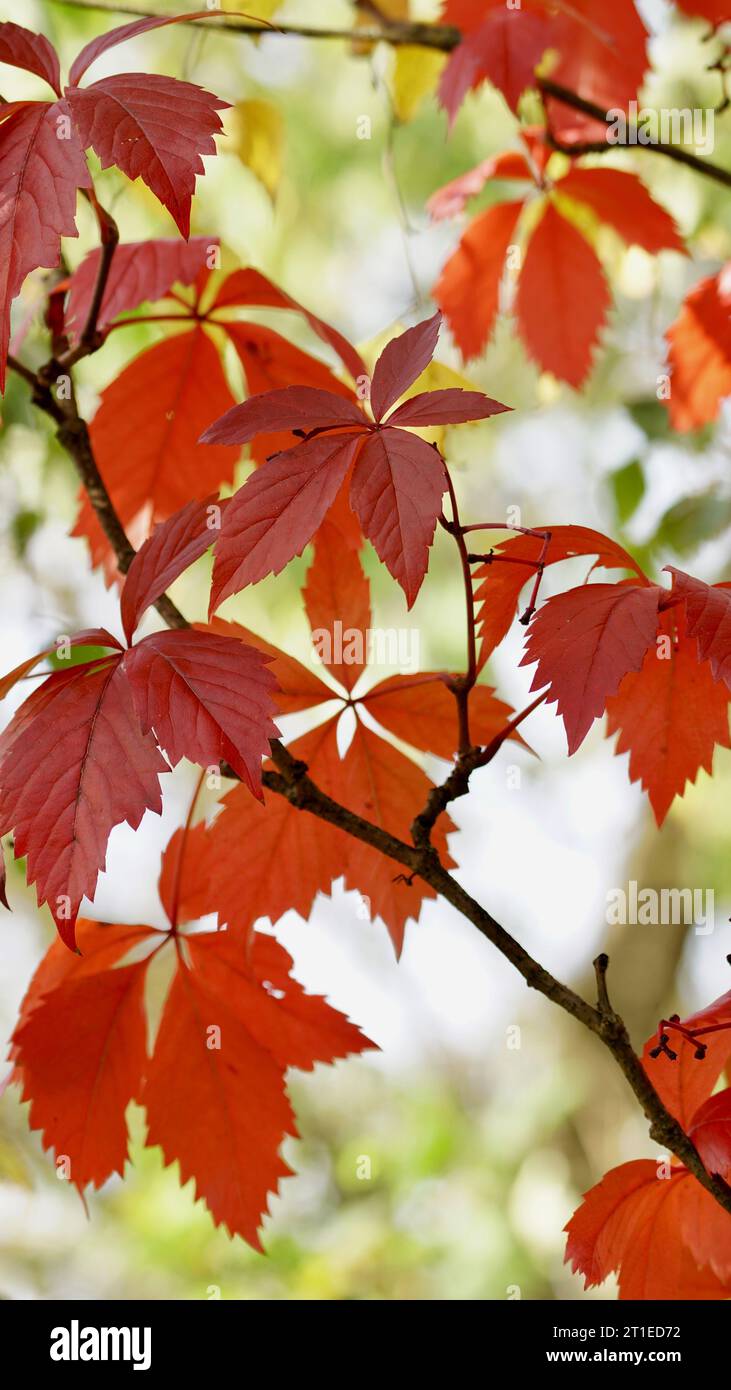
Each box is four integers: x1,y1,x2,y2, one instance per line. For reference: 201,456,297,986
516,201,611,387
565,1160,731,1299
557,168,685,256
605,611,731,825
0,658,167,947
433,201,524,360
0,99,90,391
303,522,371,693
0,21,61,94
74,327,238,569
521,581,661,754
203,313,507,609
120,495,224,644
123,628,279,797
688,1091,731,1179
64,235,217,340
665,264,731,432
142,922,371,1246
65,74,227,239
385,387,509,427
666,567,731,688
642,989,731,1128
473,523,644,668
10,821,373,1245
360,674,523,762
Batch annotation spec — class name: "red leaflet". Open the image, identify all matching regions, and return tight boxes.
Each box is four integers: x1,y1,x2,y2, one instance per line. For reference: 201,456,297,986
209,433,363,610
123,629,278,797
606,611,731,825
65,236,217,339
474,524,644,667
565,1160,731,1300
120,495,224,643
75,327,238,568
0,100,90,391
521,582,661,754
12,955,149,1190
0,659,167,947
369,312,442,420
349,428,447,608
557,168,685,256
203,313,508,609
66,75,227,239
0,21,61,93
516,202,610,387
665,264,731,432
10,826,373,1245
304,522,371,692
666,567,731,687
433,201,524,361
201,384,367,447
642,989,731,1128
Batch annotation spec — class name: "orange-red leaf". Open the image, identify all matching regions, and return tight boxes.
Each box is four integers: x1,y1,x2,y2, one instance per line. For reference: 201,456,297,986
516,201,610,387
303,524,371,692
434,201,524,360
565,1161,731,1300
606,612,730,824
666,264,731,432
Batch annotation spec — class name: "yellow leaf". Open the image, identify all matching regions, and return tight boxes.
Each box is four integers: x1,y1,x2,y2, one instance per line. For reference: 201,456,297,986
391,45,445,122
225,99,284,200
221,0,281,18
